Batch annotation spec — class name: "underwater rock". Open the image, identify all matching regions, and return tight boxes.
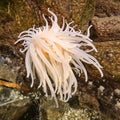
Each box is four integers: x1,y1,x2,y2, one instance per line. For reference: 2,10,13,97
0,86,31,120
91,16,120,41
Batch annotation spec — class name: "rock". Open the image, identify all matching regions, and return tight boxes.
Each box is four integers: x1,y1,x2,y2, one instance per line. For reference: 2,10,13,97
20,0,95,31
0,86,31,120
39,97,103,120
0,0,120,120
94,0,120,17
87,41,120,79
91,16,120,41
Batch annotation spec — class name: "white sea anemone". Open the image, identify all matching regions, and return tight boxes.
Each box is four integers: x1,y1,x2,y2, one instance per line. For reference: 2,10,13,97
15,8,103,106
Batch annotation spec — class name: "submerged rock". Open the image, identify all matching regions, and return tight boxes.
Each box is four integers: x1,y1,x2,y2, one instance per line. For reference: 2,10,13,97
0,86,31,120
0,0,120,120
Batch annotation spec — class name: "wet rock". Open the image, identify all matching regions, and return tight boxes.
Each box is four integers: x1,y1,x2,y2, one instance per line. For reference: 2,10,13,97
39,97,103,120
26,0,95,31
0,0,120,120
94,0,120,17
0,86,31,120
0,56,19,83
87,41,120,79
91,16,120,41
95,41,120,78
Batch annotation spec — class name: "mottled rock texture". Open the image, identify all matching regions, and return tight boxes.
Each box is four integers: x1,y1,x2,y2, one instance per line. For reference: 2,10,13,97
94,0,120,17
91,0,120,41
0,0,120,120
92,16,120,41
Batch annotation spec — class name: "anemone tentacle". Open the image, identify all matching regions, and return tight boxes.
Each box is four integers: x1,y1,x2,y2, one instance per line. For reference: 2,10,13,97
15,9,103,105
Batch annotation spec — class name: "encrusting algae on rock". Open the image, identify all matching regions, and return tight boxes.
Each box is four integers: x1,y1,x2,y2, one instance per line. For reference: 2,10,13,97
15,8,103,107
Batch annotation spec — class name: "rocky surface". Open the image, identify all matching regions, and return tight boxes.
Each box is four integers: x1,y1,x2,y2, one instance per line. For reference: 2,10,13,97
94,0,120,17
0,0,120,120
91,16,120,41
91,41,120,78
0,86,31,120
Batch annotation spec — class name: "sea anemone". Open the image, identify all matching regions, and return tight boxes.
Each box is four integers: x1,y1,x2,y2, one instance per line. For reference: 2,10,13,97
15,8,103,106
